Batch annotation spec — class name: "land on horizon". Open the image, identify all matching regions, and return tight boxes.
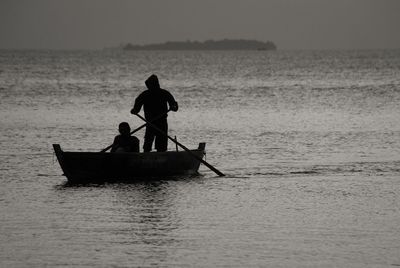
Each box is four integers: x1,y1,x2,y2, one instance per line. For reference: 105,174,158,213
122,39,277,51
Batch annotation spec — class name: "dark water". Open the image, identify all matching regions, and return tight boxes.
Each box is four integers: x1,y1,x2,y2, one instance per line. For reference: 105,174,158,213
1,50,400,267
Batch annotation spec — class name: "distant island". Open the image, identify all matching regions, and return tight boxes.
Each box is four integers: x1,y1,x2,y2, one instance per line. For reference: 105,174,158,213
123,39,277,51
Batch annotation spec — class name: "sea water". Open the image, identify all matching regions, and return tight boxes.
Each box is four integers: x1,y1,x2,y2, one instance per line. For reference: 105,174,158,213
0,50,399,267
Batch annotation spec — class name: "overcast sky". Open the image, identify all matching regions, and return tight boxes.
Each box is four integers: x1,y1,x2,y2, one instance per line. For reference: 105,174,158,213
1,0,399,50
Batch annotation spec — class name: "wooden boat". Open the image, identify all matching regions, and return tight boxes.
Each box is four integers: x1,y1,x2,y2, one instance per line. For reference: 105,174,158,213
53,143,206,183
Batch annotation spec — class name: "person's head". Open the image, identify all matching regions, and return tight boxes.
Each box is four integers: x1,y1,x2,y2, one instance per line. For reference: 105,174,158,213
145,74,160,90
118,122,131,136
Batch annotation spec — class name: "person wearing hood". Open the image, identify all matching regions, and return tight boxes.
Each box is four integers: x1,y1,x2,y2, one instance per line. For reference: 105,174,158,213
131,74,178,152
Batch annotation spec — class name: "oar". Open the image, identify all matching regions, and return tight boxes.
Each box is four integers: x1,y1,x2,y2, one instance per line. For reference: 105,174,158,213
100,110,170,152
135,113,225,177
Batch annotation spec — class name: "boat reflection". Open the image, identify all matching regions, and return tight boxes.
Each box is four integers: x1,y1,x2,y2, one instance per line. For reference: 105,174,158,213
54,177,203,264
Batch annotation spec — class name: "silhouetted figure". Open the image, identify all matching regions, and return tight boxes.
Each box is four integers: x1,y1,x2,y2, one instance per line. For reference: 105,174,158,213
131,74,178,152
111,122,140,153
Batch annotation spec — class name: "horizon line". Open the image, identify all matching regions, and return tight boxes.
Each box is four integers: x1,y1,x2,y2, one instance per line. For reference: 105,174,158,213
0,47,399,51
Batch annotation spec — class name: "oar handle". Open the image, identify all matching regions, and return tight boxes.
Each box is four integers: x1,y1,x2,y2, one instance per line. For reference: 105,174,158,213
135,113,225,177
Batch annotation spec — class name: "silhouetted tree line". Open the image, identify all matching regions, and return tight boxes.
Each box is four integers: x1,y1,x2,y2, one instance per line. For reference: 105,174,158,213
123,39,276,51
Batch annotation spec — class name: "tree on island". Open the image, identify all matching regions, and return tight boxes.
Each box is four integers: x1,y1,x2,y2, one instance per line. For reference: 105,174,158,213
123,39,277,51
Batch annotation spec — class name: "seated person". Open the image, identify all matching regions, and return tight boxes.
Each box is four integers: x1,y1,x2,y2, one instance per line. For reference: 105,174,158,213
111,122,140,152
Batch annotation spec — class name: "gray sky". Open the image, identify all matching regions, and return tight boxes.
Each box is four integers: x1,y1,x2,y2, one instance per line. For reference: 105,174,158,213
1,0,399,50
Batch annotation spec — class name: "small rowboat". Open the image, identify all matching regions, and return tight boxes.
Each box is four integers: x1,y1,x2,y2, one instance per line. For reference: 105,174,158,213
53,143,206,183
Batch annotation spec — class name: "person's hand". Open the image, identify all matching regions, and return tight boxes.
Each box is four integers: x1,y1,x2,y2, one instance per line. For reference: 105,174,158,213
170,103,178,112
130,109,138,115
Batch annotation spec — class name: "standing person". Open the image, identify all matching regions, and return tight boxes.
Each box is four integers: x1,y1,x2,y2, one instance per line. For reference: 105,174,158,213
130,74,178,152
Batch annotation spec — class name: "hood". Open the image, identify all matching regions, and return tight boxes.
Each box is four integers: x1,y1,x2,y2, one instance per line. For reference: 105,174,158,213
145,74,160,90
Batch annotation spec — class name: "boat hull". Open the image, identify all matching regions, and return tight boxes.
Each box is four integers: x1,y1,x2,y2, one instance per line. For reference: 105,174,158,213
53,143,205,183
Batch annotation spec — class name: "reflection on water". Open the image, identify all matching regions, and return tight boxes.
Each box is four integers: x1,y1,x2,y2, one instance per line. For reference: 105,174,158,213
48,180,184,266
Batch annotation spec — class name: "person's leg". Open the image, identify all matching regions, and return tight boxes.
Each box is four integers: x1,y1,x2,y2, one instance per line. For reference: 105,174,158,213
155,119,168,152
143,126,155,152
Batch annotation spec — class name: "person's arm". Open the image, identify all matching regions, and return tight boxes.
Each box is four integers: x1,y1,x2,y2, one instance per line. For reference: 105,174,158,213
110,136,119,153
166,91,178,112
132,137,140,153
131,93,144,114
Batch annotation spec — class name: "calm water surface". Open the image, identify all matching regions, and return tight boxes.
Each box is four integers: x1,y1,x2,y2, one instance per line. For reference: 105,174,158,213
0,50,400,267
